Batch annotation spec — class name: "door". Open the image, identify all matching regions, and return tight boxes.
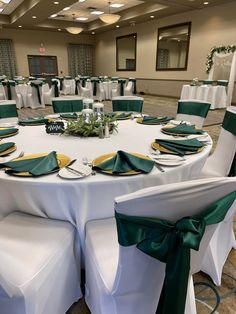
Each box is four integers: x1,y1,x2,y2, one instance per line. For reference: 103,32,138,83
28,55,58,83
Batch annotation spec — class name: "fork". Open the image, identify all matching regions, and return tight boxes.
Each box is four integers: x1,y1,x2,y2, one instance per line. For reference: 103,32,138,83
0,151,24,164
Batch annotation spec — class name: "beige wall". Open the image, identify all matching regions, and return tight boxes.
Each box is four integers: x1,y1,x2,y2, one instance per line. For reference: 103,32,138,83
0,28,95,76
94,1,236,102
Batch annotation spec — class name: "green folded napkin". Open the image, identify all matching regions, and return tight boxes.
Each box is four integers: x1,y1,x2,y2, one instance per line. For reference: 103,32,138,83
155,138,203,156
142,116,173,124
116,112,132,119
93,150,154,174
162,123,204,135
0,128,18,137
18,117,49,125
0,142,15,153
0,151,59,176
60,113,78,120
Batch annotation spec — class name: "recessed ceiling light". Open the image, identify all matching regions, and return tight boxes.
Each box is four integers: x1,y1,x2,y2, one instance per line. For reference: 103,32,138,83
203,1,209,4
0,9,3,13
50,14,57,18
91,10,104,15
150,15,154,18
76,17,88,21
58,28,61,31
110,3,124,8
1,0,11,3
18,25,22,28
79,0,86,2
92,31,95,35
63,7,70,11
53,1,59,4
116,25,120,28
32,16,37,19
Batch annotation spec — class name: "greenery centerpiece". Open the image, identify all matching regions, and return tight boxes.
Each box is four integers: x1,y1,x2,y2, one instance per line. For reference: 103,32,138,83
64,114,118,137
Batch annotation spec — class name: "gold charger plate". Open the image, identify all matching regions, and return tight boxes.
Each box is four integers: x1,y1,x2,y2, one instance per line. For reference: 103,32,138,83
151,142,204,155
161,125,203,137
5,153,71,177
0,145,17,156
0,128,19,139
114,112,132,120
92,152,152,175
136,117,166,125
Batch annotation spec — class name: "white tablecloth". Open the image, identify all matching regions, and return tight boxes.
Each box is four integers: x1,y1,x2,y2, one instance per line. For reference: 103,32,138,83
0,120,211,251
180,84,227,109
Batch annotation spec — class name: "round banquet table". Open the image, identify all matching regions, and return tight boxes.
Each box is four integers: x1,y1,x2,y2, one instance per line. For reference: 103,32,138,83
0,119,212,252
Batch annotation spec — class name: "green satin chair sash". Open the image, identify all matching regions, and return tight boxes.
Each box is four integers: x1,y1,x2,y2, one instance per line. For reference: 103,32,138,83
115,191,236,314
217,80,228,87
80,76,90,87
203,80,215,85
0,104,18,118
30,81,43,104
2,81,16,100
75,79,80,95
118,79,126,96
177,101,210,118
91,78,100,96
112,99,143,113
52,99,83,113
222,110,236,136
111,77,119,81
55,76,64,90
129,79,137,94
229,153,236,177
64,76,72,79
51,80,59,97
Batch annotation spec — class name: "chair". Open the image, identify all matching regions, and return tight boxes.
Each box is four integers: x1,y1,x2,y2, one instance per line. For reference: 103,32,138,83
0,100,18,123
199,107,236,286
124,78,137,96
79,81,92,98
85,177,236,314
112,79,126,97
112,96,144,113
62,76,74,95
0,84,6,100
0,212,82,314
90,78,105,102
2,80,23,109
26,80,45,109
52,96,83,113
176,100,211,128
43,79,59,105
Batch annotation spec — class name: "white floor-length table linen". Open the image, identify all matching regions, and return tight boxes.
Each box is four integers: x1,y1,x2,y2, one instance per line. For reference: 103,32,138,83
180,84,227,109
0,120,211,252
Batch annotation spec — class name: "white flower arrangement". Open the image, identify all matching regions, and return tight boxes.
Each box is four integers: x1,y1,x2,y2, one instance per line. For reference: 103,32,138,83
206,45,236,74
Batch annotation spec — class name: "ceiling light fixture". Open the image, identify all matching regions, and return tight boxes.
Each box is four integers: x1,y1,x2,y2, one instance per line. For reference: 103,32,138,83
79,0,86,2
63,7,70,11
150,15,154,18
66,14,83,35
91,10,104,15
110,3,124,8
50,14,57,18
76,17,88,21
32,16,37,19
53,1,59,4
203,1,209,4
18,25,22,28
99,1,121,24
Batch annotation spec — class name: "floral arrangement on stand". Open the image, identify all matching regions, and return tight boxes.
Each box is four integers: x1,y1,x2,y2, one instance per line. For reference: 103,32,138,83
206,44,236,74
64,115,118,137
190,77,201,86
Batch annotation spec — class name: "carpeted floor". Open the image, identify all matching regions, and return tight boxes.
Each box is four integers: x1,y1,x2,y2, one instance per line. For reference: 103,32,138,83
18,95,236,314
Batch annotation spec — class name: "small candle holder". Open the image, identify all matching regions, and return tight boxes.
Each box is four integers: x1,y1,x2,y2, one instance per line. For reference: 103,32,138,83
83,98,94,110
93,103,104,122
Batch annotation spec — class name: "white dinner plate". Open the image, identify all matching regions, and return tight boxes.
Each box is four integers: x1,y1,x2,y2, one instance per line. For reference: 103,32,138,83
169,120,192,126
0,122,18,128
45,114,60,119
58,163,92,179
149,154,186,166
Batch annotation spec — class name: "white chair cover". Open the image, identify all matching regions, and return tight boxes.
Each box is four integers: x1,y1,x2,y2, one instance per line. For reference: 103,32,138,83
0,212,82,314
85,177,236,314
3,84,23,109
80,82,92,98
208,51,236,106
124,81,134,96
26,84,45,109
0,85,6,100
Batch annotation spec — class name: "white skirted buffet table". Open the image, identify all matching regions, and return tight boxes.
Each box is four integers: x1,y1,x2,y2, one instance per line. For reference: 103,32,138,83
0,120,212,252
180,84,227,109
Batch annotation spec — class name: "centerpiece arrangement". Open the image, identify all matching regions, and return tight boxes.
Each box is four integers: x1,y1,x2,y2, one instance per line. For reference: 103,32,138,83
64,103,118,138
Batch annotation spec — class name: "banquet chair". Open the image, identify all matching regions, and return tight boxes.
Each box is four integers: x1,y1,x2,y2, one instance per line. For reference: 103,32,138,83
112,79,126,97
62,77,73,95
43,79,59,105
93,81,105,102
199,107,236,286
2,80,23,109
85,177,236,314
0,84,6,100
112,96,144,113
26,80,45,109
0,212,82,314
0,100,18,123
176,100,211,128
79,81,92,98
52,96,83,113
124,78,137,96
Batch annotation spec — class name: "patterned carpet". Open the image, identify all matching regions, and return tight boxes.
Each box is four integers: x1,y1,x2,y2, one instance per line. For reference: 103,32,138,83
18,95,236,314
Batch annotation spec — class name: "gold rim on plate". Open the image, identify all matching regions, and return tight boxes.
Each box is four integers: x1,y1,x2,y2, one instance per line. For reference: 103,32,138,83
114,112,132,120
0,145,17,156
151,142,204,155
6,153,71,177
161,125,202,137
136,117,166,125
0,130,19,138
92,152,152,175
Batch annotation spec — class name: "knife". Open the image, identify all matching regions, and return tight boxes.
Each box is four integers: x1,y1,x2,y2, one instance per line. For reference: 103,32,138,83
154,161,165,172
65,166,85,176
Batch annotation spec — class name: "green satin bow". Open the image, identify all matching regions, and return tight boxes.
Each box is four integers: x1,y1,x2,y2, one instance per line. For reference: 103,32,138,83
115,190,236,314
51,80,59,97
